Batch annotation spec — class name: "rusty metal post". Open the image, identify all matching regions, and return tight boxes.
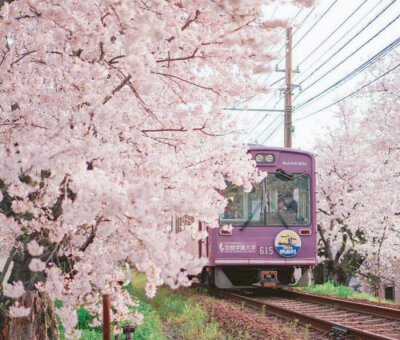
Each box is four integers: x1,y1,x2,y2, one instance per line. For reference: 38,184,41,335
377,286,381,303
103,294,111,340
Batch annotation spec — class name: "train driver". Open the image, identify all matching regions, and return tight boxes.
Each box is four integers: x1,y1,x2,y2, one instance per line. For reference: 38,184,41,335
284,193,298,213
278,197,286,212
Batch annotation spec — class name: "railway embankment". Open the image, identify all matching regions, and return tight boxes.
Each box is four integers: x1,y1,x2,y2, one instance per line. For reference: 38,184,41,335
224,289,400,340
189,288,324,340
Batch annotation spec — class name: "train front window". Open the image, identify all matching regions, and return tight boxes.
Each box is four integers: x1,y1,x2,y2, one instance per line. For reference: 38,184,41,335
220,174,311,226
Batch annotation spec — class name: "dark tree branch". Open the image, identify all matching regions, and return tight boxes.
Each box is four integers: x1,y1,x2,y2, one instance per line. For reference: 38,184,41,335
181,10,200,31
156,48,199,64
10,50,36,67
103,74,132,104
152,71,219,94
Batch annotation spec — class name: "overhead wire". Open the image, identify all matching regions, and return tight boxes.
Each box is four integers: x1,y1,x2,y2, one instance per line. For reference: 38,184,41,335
295,0,397,87
236,6,298,109
294,0,389,83
275,3,320,66
242,1,337,144
295,0,369,68
296,14,400,99
261,0,399,144
252,93,285,140
294,62,400,122
240,92,284,143
257,6,304,85
260,115,283,144
292,0,338,50
258,112,283,143
242,5,317,142
253,1,332,144
294,37,400,112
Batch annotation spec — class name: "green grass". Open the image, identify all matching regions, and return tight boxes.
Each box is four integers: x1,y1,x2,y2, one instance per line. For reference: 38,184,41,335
299,281,397,304
58,307,105,340
127,272,229,340
59,271,228,340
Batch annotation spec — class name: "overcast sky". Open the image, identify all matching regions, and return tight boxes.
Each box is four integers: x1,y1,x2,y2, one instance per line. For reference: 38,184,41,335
231,0,400,151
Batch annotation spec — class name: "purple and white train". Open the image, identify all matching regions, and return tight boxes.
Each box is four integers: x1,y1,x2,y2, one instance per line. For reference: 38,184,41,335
196,145,317,289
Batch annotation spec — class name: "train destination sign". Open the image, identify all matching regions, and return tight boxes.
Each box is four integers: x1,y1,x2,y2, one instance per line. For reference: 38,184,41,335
274,230,302,257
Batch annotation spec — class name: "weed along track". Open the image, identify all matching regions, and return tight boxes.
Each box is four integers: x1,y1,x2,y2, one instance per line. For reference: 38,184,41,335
222,289,400,340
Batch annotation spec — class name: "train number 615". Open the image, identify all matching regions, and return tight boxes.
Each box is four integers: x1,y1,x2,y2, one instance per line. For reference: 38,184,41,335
259,246,274,255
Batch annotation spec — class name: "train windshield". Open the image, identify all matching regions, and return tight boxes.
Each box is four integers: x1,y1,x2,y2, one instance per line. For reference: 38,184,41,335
220,174,311,226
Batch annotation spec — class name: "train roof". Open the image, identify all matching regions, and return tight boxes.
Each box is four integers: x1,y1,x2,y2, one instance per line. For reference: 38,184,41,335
246,144,315,158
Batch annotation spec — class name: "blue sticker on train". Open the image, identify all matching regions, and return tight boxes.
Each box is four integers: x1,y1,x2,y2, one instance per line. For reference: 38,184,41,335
274,230,302,258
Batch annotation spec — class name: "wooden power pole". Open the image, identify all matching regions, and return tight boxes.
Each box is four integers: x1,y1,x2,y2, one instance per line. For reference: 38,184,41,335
284,27,293,148
276,27,297,148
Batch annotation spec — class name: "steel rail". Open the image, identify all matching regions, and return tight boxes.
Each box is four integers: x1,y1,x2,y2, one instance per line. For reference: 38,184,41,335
225,292,399,340
281,289,400,321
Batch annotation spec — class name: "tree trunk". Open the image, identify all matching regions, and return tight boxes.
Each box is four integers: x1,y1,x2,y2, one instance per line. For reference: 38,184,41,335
0,291,59,340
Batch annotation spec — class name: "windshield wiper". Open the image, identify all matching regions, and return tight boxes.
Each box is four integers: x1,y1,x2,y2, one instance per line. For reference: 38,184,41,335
276,169,307,181
276,211,290,228
239,201,262,231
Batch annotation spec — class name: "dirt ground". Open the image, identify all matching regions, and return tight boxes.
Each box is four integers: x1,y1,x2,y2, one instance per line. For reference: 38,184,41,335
188,290,327,340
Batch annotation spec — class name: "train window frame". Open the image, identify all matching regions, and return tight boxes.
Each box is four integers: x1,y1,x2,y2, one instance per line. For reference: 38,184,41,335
220,174,312,228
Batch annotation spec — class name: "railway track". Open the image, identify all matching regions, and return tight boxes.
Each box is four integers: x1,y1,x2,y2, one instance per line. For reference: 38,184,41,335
224,289,400,339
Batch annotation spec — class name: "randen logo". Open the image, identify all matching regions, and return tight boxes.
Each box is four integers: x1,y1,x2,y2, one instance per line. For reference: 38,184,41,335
274,230,301,258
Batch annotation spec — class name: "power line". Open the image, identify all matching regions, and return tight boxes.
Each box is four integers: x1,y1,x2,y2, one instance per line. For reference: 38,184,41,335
224,108,284,112
260,114,283,144
243,6,313,141
241,93,284,142
294,38,400,111
275,4,320,66
294,62,400,122
253,2,333,145
297,14,400,98
242,4,323,143
254,97,284,141
292,0,338,50
258,6,305,87
295,0,368,68
238,7,301,106
295,0,385,82
296,0,396,86
256,114,283,143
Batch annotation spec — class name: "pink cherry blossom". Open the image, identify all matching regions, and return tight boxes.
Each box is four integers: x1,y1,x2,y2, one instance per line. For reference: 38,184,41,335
315,55,400,288
3,281,25,299
0,0,313,337
9,303,30,318
29,259,46,272
27,240,44,257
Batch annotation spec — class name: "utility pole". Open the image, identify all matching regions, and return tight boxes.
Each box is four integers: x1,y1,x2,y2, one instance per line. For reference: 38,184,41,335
276,27,297,148
225,26,298,146
284,27,293,148
277,27,293,148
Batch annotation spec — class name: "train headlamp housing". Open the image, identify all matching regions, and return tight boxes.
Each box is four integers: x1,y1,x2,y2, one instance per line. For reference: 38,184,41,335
255,153,275,164
255,154,264,162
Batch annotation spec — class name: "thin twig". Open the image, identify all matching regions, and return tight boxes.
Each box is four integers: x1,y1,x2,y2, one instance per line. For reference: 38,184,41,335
152,71,219,94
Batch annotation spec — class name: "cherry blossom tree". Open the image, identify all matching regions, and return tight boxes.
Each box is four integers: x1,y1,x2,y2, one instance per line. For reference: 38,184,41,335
315,57,400,289
314,106,366,284
0,0,314,338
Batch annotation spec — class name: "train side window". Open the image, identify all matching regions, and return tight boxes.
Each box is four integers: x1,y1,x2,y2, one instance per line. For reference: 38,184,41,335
220,182,263,225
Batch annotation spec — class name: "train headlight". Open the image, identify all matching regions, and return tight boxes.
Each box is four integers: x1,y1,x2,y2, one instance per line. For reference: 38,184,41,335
264,154,275,163
255,153,275,163
255,154,264,162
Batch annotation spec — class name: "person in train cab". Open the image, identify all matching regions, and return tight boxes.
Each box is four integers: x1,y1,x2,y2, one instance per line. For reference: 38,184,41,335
278,197,287,212
284,193,298,213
